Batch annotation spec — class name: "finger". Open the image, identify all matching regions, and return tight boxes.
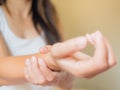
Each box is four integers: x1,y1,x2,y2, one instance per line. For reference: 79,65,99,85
25,57,46,85
25,59,36,83
46,45,52,51
104,39,117,67
56,57,97,78
30,56,41,83
39,45,52,54
31,56,47,84
86,33,95,45
51,36,88,58
72,52,91,60
38,58,58,82
85,31,109,71
93,31,109,70
24,67,32,82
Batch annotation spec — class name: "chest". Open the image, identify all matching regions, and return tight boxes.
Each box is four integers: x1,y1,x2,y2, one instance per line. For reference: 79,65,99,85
4,13,41,39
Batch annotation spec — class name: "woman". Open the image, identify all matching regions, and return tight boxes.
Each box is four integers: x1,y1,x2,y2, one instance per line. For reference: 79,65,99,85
0,0,116,90
0,0,73,90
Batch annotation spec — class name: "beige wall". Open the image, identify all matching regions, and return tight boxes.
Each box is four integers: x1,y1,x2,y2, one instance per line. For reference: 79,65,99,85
52,0,120,90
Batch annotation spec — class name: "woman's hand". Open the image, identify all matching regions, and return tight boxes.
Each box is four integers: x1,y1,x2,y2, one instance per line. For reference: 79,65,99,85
40,31,116,78
24,56,60,86
39,46,74,90
53,31,116,78
24,56,73,90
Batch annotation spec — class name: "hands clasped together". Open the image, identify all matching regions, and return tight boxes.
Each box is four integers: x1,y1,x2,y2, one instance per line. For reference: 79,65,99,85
24,31,116,88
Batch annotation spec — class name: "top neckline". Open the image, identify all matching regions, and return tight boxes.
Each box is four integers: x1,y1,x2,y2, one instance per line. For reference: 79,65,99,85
0,7,44,41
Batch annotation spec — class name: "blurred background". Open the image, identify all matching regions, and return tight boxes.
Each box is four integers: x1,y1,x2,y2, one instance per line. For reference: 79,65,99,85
52,0,120,90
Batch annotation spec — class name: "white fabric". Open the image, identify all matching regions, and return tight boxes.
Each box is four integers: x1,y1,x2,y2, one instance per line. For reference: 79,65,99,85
0,7,53,90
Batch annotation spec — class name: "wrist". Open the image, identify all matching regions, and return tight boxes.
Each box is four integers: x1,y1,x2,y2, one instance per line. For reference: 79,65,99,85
36,52,61,71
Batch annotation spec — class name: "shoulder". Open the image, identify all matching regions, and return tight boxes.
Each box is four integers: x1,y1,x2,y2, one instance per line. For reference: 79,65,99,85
0,7,5,32
0,6,4,18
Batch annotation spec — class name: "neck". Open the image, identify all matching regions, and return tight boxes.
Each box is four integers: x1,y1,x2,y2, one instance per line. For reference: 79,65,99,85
3,0,32,18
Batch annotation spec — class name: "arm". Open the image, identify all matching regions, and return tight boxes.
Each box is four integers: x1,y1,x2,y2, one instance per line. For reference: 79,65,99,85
0,53,58,84
0,32,87,85
23,31,116,89
0,34,58,85
0,40,80,85
0,31,116,85
38,31,116,78
0,33,10,57
0,54,37,84
0,33,16,85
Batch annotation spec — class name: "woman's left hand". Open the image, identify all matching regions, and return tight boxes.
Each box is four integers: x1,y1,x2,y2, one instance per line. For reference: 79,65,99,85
39,31,116,79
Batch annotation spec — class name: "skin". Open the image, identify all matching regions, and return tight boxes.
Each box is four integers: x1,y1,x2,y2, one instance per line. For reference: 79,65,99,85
0,31,116,86
52,31,116,78
24,56,73,90
0,34,88,85
25,31,116,78
0,0,73,89
24,31,116,89
0,0,116,89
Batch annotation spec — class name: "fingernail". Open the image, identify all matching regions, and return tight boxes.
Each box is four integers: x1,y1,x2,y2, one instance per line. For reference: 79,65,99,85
38,58,45,66
25,59,30,65
32,56,36,63
40,48,46,53
40,46,49,54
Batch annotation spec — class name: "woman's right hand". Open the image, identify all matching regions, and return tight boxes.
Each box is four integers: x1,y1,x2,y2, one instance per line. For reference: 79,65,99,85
24,56,60,86
24,56,74,90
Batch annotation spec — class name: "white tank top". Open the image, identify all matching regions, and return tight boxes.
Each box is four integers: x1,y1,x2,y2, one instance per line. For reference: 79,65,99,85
0,7,53,90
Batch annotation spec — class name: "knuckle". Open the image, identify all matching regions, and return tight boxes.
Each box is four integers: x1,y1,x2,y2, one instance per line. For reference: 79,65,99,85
113,59,117,65
97,63,109,71
111,58,117,66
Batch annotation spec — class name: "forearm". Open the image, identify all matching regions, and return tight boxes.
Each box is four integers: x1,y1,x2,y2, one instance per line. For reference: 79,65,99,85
0,54,37,83
0,53,59,85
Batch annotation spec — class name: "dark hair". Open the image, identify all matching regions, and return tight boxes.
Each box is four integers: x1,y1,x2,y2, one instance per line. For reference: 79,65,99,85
0,0,62,45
